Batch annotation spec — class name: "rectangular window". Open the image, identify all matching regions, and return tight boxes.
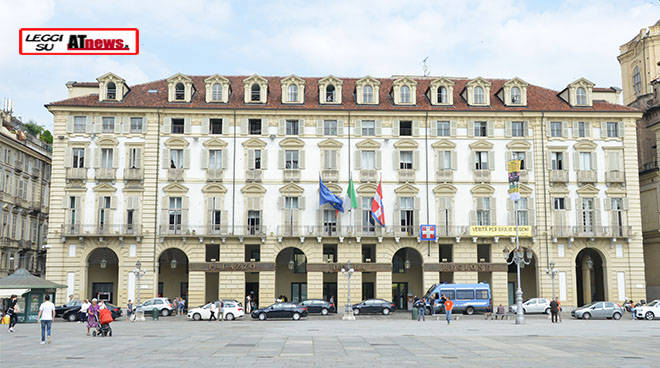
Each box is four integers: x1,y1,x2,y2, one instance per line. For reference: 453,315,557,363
579,152,592,170
247,210,261,235
210,118,223,134
324,120,337,135
512,151,526,170
550,121,562,137
362,197,375,232
286,120,299,135
399,121,412,136
474,121,488,137
553,198,566,210
607,122,619,138
98,196,111,229
516,198,528,226
249,119,261,135
130,117,143,133
128,147,140,169
512,121,525,137
285,150,299,169
400,197,414,235
551,152,563,170
253,150,262,169
170,149,183,169
456,290,475,300
72,148,85,168
284,196,299,209
437,121,450,136
100,148,113,169
324,150,337,169
577,122,586,137
361,120,375,136
209,150,222,170
474,151,489,170
171,118,184,134
581,198,594,232
361,151,375,170
126,209,134,230
438,151,452,170
399,151,413,170
168,197,182,231
476,197,490,226
102,117,115,133
477,244,490,263
439,244,452,262
69,197,77,226
323,209,337,235
74,116,86,133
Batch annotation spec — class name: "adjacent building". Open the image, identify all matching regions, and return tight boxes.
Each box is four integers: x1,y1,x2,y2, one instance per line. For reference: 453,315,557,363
44,72,644,309
0,109,51,278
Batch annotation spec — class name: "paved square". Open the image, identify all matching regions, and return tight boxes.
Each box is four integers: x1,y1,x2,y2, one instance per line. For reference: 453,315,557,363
1,314,657,367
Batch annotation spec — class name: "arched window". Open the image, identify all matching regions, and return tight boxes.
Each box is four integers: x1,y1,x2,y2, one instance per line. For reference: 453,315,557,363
251,83,260,102
400,85,410,103
326,84,335,102
106,82,116,100
437,86,447,104
576,87,587,105
288,84,298,102
633,66,641,95
511,87,521,104
175,83,185,100
363,85,373,103
474,86,484,104
212,83,222,101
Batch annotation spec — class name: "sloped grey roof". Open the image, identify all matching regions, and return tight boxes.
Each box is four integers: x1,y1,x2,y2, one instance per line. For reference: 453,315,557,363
0,268,66,289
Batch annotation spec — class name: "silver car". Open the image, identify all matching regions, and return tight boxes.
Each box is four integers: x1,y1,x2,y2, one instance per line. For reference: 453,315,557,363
509,298,551,314
571,302,623,320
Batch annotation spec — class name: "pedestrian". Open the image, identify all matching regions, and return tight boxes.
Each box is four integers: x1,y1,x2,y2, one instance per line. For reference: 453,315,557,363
5,294,19,333
245,295,252,314
179,298,185,315
630,301,636,320
496,304,505,319
557,298,562,322
126,299,133,321
208,301,217,321
37,295,55,344
444,295,454,324
87,298,100,336
429,293,436,317
415,297,426,321
549,297,559,323
329,295,335,308
79,299,90,323
218,299,224,322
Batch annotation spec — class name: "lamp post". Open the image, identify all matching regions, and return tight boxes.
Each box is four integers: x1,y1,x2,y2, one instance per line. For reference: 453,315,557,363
546,261,558,300
132,260,147,321
341,261,355,320
503,201,533,325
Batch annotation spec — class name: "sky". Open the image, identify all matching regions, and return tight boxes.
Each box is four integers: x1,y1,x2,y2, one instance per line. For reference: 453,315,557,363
0,0,659,130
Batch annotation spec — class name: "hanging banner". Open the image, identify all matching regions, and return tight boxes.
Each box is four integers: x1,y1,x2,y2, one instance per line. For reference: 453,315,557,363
507,160,522,201
469,225,532,237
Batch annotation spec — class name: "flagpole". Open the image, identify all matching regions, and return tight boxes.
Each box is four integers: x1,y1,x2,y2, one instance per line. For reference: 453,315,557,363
425,111,430,257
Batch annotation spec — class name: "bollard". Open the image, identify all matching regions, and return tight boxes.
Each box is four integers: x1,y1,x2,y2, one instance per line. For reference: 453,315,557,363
152,309,159,320
412,308,418,320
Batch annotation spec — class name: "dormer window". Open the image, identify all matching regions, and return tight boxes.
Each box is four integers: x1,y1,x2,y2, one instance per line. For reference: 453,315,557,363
319,76,343,104
474,86,484,104
212,83,222,100
576,87,586,105
175,83,185,100
400,86,410,103
106,82,116,100
251,84,260,102
511,87,521,104
288,84,298,102
326,85,335,102
438,86,447,104
363,85,374,103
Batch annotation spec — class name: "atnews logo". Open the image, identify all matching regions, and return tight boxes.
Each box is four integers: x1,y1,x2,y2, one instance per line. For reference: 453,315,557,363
19,28,139,55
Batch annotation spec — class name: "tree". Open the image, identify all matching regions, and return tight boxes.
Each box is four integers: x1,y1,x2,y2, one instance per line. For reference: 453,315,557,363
23,121,43,137
40,130,53,144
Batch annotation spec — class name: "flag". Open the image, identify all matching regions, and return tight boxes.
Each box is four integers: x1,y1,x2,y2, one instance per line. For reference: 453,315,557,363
319,177,343,212
342,178,358,213
371,177,385,227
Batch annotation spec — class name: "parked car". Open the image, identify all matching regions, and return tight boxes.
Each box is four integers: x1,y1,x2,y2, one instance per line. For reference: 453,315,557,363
251,303,308,320
55,300,81,318
136,298,174,316
352,299,396,315
634,299,660,320
298,299,335,315
62,303,122,322
424,283,491,315
509,298,551,314
571,302,623,320
187,300,245,321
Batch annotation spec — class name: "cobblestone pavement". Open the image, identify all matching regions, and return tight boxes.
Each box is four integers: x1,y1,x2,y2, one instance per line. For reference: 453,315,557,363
1,313,658,367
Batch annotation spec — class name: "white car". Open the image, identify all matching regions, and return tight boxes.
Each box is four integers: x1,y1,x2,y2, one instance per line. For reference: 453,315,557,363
187,300,245,321
635,299,660,320
509,298,551,314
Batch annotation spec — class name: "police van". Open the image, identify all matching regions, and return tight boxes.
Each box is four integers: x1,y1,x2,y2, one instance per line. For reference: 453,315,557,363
423,283,491,315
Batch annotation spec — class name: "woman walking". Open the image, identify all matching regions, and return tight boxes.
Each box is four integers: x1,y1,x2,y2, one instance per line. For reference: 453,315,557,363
5,294,18,333
86,298,100,336
79,299,90,323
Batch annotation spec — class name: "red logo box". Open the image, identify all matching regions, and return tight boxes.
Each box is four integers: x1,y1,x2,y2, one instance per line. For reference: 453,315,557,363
19,28,139,55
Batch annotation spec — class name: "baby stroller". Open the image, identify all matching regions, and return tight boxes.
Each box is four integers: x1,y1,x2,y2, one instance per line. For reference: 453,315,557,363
93,308,113,337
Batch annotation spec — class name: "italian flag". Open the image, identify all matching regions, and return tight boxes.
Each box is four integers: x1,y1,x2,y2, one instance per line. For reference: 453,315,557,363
342,178,358,213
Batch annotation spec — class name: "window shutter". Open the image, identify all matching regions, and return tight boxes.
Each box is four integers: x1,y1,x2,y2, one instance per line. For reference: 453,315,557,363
183,117,191,134
375,120,382,136
487,121,494,137
182,197,189,229
110,196,117,211
261,119,268,136
488,151,495,171
112,148,118,169
316,120,323,135
574,151,579,171
618,122,624,138
413,197,420,231
201,149,208,169
206,197,213,225
545,122,551,137
413,151,420,170
279,119,286,136
94,148,101,168
600,122,607,138
299,149,305,169
584,122,590,137
354,120,362,137
321,150,327,169
450,121,457,137
623,197,629,210
241,119,248,134
375,150,382,170
277,196,284,210
572,121,578,138
591,152,597,171
247,150,255,170
525,151,532,170
393,121,400,136
562,122,569,138
392,198,400,231
222,149,228,169
114,117,121,133
300,197,306,210
505,121,512,137
202,118,209,134
490,197,497,225
64,147,72,167
94,116,102,133
261,150,268,169
66,116,73,133
74,197,82,224
183,149,190,169
430,121,437,137
122,117,130,134
163,117,171,134
507,200,514,225
594,197,601,226
338,120,344,136
278,150,284,169
354,151,361,170
451,151,457,170
299,119,305,135
524,121,531,137
529,199,535,225
82,148,90,168
469,206,476,225
393,150,399,170
161,197,169,229
467,122,474,137
602,198,610,212
505,151,511,163
412,120,419,136
470,151,476,170
564,197,571,211
162,148,170,169
437,152,444,170
316,208,323,228
85,117,93,133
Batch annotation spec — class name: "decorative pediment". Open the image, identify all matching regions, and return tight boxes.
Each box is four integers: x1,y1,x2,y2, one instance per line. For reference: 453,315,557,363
606,184,627,196
97,72,125,83
519,184,533,196
92,183,117,192
433,183,457,195
241,183,266,194
97,137,118,146
279,137,305,148
469,140,494,150
281,75,305,85
356,139,381,150
547,145,568,151
323,183,342,195
549,183,569,195
430,77,455,87
202,183,227,194
319,75,343,86
163,183,189,194
243,75,268,104
392,76,417,87
204,74,230,103
393,139,418,149
203,138,228,149
506,140,531,150
355,75,380,87
432,140,456,150
429,77,455,105
164,137,189,148
570,77,595,88
576,184,599,196
167,73,192,83
356,183,377,194
204,74,229,84
318,75,344,104
318,138,343,149
470,184,495,195
394,183,419,195
503,77,529,88
242,74,268,85
466,76,492,88
279,183,304,195
242,137,267,148
573,140,597,151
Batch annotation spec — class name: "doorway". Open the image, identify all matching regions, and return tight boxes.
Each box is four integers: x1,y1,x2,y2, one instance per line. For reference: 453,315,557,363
291,282,307,303
508,282,515,306
392,282,408,310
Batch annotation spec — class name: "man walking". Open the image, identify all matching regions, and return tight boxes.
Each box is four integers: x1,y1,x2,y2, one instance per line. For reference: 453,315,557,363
209,301,217,321
415,297,426,321
37,295,55,344
550,297,559,323
5,294,18,333
444,295,454,324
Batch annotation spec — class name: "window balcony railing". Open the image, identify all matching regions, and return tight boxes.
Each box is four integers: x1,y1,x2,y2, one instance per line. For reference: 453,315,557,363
95,168,116,180
66,168,87,180
519,170,529,183
551,225,632,238
473,169,491,183
398,169,415,183
549,170,568,183
240,225,266,237
283,169,300,182
31,167,41,178
435,169,453,183
576,170,597,183
207,168,224,182
605,170,625,183
61,224,142,237
360,169,377,183
435,226,470,237
168,168,184,181
246,169,263,182
393,225,418,237
124,168,143,181
321,169,339,182
14,160,24,171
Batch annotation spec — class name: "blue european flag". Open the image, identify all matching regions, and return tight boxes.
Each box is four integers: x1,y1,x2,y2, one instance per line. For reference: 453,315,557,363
319,177,344,212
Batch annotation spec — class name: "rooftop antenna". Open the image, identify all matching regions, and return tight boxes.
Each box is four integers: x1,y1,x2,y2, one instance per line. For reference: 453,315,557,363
422,57,430,77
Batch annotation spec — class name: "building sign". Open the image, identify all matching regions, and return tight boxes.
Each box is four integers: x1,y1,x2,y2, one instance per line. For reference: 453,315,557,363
424,263,508,272
469,225,532,237
19,28,139,55
420,225,436,241
507,159,521,201
189,262,275,272
306,263,391,273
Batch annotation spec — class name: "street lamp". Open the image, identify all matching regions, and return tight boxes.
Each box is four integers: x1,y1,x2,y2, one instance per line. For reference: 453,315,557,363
503,246,533,324
100,258,107,269
546,261,558,300
341,261,355,320
170,258,177,269
132,260,147,321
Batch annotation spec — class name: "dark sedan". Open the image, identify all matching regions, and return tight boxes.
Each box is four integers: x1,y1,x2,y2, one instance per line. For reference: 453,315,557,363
251,303,308,320
55,300,81,318
352,299,396,315
62,303,122,322
298,299,336,315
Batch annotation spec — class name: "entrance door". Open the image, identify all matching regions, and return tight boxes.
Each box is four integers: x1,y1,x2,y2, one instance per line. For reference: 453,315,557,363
92,282,114,304
392,282,408,310
291,282,307,303
508,282,515,306
362,282,374,300
246,282,259,306
323,282,337,302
